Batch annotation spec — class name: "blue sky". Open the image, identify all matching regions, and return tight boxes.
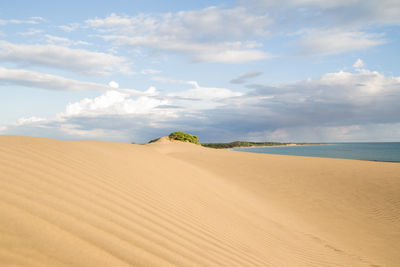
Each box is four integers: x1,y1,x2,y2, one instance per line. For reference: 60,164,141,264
1,0,400,143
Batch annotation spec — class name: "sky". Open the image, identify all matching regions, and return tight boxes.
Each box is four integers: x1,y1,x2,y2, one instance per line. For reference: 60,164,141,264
0,0,400,143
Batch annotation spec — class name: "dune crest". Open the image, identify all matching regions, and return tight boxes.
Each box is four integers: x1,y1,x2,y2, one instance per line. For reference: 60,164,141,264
150,136,183,144
1,135,399,266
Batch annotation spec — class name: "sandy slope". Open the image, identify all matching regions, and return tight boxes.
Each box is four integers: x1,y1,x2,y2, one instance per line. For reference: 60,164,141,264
0,136,399,266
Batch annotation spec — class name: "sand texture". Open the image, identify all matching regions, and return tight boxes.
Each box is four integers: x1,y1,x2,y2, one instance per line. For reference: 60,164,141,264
1,136,399,266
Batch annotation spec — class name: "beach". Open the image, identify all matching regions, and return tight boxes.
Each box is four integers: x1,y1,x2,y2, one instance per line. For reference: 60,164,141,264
1,135,399,266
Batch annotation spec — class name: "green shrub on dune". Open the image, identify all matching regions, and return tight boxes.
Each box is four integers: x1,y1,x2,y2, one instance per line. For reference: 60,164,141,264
168,131,200,145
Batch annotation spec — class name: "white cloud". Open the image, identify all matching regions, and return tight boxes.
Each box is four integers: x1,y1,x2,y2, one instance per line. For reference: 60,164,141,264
140,69,162,75
102,35,271,63
244,0,361,9
4,89,171,141
86,8,272,63
2,88,171,141
300,0,400,24
58,23,80,32
248,66,400,118
315,68,397,95
30,17,45,21
87,8,271,38
0,41,131,75
108,81,119,88
193,44,270,63
0,17,44,25
17,28,43,36
174,6,272,38
0,66,107,91
296,29,385,56
167,85,243,111
153,76,243,104
244,0,400,25
45,35,90,46
236,0,398,57
152,76,199,87
0,66,149,96
291,0,359,8
353,58,364,69
63,90,168,117
14,116,46,126
86,13,132,28
167,84,242,101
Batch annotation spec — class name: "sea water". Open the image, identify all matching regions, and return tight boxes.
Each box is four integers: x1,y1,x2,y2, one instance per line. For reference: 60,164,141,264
233,143,400,162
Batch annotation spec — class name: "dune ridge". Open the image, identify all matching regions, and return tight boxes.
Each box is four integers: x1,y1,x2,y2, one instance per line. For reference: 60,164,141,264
1,135,399,266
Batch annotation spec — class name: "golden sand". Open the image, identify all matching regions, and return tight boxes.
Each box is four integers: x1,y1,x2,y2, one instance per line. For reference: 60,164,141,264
1,135,399,266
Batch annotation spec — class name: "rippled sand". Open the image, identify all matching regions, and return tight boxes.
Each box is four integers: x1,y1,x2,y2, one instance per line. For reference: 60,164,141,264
1,135,399,266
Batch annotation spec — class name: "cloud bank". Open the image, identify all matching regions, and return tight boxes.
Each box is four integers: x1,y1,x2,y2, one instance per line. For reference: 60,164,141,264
3,63,400,143
86,8,273,63
0,66,153,96
82,0,399,61
0,41,131,75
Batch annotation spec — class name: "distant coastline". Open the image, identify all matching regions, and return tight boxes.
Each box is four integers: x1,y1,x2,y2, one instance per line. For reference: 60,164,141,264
201,141,318,149
228,143,321,149
231,142,400,162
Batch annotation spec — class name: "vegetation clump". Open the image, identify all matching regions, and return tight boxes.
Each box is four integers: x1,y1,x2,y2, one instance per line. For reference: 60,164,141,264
168,131,200,145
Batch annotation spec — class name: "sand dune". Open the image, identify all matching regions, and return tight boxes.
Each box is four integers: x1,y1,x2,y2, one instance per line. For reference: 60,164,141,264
1,136,399,266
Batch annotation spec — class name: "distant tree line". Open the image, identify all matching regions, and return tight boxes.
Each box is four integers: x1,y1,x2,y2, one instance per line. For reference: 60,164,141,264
201,141,291,149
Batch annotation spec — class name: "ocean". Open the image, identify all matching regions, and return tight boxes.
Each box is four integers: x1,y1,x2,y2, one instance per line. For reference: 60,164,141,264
233,142,400,162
